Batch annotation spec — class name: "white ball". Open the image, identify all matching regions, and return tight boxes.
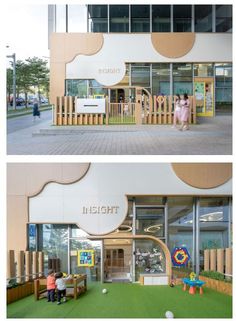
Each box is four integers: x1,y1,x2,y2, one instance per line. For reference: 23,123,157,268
165,311,174,318
102,288,107,294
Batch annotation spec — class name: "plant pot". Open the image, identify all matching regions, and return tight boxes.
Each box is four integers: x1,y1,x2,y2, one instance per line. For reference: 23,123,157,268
199,276,232,296
7,282,34,304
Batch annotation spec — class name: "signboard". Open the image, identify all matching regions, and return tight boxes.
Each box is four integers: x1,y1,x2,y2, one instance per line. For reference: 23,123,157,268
76,98,106,114
194,82,205,100
171,247,191,267
78,250,95,267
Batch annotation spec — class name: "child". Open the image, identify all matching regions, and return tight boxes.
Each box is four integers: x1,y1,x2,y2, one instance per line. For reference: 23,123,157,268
55,272,72,305
172,94,181,128
47,269,56,302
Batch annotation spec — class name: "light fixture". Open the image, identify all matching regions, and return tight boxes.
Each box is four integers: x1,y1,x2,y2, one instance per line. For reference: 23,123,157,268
144,224,162,233
116,225,132,233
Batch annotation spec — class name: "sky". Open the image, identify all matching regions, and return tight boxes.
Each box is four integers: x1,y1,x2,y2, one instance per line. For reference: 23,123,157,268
4,4,49,61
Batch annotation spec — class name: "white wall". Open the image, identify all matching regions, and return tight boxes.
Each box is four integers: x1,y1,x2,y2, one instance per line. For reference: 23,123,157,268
29,164,231,235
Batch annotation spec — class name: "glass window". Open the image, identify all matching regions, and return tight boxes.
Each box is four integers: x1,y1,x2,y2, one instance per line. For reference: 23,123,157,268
38,224,69,274
194,64,213,77
135,240,166,281
136,207,165,238
173,63,193,95
109,5,129,32
152,63,170,95
56,5,66,32
88,80,108,97
168,197,194,276
131,64,150,89
68,5,87,32
65,79,88,97
216,5,232,32
199,197,230,271
88,5,108,32
135,196,164,206
194,5,212,32
152,5,171,32
173,5,192,32
28,224,37,251
131,5,150,32
70,239,101,281
215,63,232,113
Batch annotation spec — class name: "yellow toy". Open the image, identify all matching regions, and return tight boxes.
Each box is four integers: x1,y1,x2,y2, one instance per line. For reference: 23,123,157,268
189,272,196,281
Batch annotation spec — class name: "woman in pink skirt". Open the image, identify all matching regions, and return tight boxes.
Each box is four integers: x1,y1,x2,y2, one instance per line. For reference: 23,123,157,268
179,93,190,131
172,94,181,128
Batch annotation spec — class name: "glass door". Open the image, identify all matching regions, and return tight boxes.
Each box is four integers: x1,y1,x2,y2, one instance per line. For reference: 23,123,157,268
194,78,214,116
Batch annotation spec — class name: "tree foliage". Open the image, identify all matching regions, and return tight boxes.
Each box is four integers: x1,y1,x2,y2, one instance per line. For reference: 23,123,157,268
6,56,49,108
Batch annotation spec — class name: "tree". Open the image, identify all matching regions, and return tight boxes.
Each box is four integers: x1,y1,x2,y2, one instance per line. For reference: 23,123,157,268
26,57,49,104
15,60,34,108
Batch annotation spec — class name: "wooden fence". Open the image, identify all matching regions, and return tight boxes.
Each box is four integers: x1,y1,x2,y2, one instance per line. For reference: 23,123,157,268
204,248,232,276
7,250,44,283
54,96,197,126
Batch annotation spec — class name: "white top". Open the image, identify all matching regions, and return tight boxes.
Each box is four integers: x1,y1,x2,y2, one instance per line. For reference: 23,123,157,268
175,100,181,111
56,276,71,291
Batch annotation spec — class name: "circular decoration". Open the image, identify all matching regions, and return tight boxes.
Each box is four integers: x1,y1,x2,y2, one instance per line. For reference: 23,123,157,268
171,163,232,189
171,247,191,267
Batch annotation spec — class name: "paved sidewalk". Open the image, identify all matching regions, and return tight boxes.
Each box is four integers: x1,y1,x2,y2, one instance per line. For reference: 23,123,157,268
7,115,232,155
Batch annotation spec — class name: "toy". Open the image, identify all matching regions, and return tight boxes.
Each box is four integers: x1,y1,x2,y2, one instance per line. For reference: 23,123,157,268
189,272,196,281
102,288,108,294
165,311,174,318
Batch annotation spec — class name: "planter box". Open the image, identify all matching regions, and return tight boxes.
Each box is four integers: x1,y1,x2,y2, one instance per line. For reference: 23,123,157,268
199,276,232,296
7,282,34,304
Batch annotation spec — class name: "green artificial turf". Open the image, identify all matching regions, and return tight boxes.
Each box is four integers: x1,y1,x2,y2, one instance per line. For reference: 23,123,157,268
7,282,232,318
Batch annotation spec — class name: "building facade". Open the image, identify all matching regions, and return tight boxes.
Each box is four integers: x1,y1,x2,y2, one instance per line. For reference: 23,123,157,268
7,163,232,284
48,4,232,116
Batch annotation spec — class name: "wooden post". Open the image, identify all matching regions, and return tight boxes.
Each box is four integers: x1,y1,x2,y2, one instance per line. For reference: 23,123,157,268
54,100,58,125
68,96,73,125
225,248,232,276
153,95,157,124
16,251,25,283
217,249,224,274
168,96,172,124
32,251,38,279
204,249,210,271
64,96,68,125
163,97,167,124
58,97,63,126
105,96,109,125
34,279,40,301
7,250,15,280
192,96,197,124
25,251,32,282
38,252,44,277
73,278,77,299
210,249,217,271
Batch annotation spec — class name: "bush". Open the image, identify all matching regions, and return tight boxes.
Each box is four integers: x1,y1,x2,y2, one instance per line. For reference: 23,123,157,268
200,270,232,283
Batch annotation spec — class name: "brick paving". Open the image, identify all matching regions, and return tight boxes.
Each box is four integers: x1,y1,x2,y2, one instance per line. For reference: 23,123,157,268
7,111,232,155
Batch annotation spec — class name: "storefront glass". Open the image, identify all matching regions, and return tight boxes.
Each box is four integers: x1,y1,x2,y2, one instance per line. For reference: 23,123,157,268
216,5,232,32
152,5,171,32
28,224,37,251
110,5,129,32
194,5,212,32
199,197,230,271
215,63,232,113
38,224,69,274
135,240,166,281
173,63,193,95
168,197,194,277
131,5,150,32
152,63,170,95
173,5,192,32
136,207,165,238
65,79,87,97
131,64,150,90
88,5,108,32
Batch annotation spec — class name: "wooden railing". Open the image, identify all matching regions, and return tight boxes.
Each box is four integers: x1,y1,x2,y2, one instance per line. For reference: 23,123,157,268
54,96,197,126
203,248,232,276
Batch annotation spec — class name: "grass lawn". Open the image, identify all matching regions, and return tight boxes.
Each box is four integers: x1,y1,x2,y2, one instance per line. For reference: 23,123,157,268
7,282,232,318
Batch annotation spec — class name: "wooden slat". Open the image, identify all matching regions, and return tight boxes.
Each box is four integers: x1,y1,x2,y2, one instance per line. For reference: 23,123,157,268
32,252,38,279
225,248,232,276
58,97,62,125
153,96,157,124
210,249,217,271
25,251,32,282
204,249,210,271
8,250,15,279
16,251,25,283
68,96,73,125
163,97,167,124
168,96,172,124
38,252,44,277
217,249,224,274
